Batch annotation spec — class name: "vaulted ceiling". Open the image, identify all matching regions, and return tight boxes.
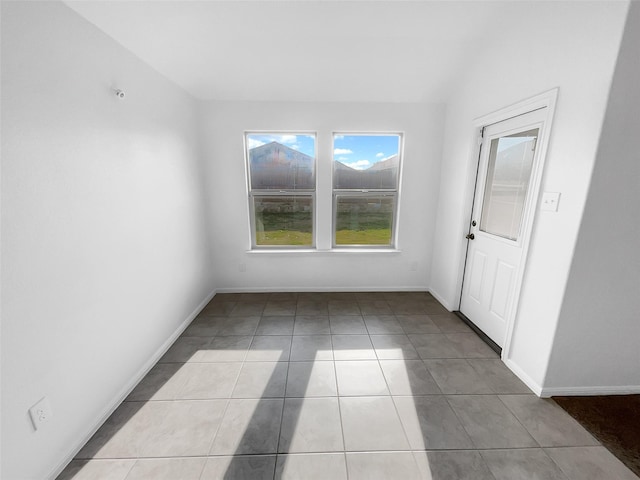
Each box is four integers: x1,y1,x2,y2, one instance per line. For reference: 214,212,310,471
64,1,593,103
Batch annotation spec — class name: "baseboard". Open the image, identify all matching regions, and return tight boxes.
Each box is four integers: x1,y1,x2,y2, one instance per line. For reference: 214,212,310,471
503,357,544,397
541,385,640,397
215,286,430,293
427,287,455,312
499,359,640,398
48,288,216,480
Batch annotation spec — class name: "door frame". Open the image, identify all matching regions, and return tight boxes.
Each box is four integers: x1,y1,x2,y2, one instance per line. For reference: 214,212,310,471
455,89,559,360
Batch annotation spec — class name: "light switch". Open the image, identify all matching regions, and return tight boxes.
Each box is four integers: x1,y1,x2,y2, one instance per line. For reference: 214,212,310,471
541,192,561,212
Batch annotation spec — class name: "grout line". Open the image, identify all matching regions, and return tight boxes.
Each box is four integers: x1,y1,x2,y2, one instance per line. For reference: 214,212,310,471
195,455,209,480
203,394,233,458
375,345,418,460
273,356,291,467
74,446,592,462
495,394,541,448
442,394,479,450
330,340,349,478
203,327,254,458
81,295,568,480
120,458,137,480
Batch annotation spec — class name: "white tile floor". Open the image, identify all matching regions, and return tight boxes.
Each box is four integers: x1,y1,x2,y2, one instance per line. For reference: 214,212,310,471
58,292,639,480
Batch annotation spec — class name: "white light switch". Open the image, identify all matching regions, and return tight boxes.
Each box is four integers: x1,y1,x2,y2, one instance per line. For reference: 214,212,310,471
541,192,561,212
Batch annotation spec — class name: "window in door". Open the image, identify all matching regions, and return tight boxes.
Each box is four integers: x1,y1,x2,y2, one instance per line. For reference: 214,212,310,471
480,129,539,241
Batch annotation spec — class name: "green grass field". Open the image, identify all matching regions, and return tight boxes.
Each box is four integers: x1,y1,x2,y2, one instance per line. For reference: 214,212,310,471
335,228,391,245
255,210,392,246
255,211,313,246
335,209,392,245
256,228,391,246
256,230,313,246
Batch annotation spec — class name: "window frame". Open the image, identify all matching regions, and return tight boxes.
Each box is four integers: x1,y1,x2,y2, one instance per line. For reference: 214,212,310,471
245,131,318,250
331,132,404,249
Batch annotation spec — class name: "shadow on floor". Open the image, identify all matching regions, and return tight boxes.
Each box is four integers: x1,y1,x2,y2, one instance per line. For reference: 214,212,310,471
60,291,543,480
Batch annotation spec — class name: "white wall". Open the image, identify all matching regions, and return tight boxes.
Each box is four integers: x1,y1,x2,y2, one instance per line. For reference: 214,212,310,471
200,101,444,291
429,1,629,392
544,2,640,394
1,2,214,479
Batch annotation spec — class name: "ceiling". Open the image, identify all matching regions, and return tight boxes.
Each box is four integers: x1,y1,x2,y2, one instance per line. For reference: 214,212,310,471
63,1,583,103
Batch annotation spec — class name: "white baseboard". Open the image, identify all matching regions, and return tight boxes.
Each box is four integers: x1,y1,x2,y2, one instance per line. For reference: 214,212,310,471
215,286,430,293
427,287,455,312
48,288,216,480
503,357,544,397
540,385,640,397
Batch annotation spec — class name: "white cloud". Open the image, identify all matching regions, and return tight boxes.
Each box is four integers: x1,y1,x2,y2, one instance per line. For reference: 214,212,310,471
275,134,297,144
338,156,349,161
345,159,371,170
334,148,353,155
247,138,265,149
334,135,345,140
376,152,385,158
248,134,306,149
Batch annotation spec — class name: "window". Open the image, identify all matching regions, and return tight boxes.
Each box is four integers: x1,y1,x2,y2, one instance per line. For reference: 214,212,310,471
480,129,538,241
333,134,402,247
245,132,402,250
245,133,316,248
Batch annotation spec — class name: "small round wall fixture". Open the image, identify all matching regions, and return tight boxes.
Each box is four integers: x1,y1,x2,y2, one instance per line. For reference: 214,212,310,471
114,88,125,99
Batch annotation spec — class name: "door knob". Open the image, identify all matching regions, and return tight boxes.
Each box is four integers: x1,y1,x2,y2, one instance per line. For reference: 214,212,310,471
466,233,475,240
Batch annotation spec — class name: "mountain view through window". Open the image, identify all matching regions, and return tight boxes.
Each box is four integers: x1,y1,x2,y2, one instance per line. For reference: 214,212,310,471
245,133,402,247
333,134,401,246
247,134,315,247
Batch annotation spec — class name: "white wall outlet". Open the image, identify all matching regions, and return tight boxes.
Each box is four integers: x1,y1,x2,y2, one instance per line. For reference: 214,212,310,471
29,397,53,431
410,261,419,271
238,263,247,273
541,192,561,212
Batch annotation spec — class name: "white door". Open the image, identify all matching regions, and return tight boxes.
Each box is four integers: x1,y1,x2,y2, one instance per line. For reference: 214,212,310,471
460,108,547,347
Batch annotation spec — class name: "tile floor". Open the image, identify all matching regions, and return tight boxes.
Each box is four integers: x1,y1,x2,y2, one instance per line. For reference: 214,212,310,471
58,292,638,480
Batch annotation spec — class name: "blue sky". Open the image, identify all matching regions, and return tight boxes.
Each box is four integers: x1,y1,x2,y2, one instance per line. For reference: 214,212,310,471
245,133,401,170
334,134,400,170
496,132,538,153
246,133,316,157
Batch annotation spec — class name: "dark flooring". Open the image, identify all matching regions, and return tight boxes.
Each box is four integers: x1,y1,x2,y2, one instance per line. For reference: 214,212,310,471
554,395,640,477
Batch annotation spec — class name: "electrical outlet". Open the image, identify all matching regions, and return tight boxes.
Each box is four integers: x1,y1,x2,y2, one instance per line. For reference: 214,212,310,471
239,263,247,273
541,192,561,212
29,397,53,431
410,261,419,271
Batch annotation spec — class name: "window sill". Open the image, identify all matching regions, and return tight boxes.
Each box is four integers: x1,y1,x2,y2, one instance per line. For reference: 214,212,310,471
246,248,402,254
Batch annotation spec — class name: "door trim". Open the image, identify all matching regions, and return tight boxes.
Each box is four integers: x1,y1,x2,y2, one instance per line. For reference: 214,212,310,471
456,89,559,360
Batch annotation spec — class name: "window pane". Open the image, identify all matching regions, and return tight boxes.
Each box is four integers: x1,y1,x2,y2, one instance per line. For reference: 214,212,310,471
480,129,538,241
335,195,394,246
254,196,313,246
333,134,400,189
247,133,315,190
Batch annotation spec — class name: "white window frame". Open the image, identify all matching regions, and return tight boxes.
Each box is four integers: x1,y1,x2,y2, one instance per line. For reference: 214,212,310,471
331,132,404,249
245,132,317,250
